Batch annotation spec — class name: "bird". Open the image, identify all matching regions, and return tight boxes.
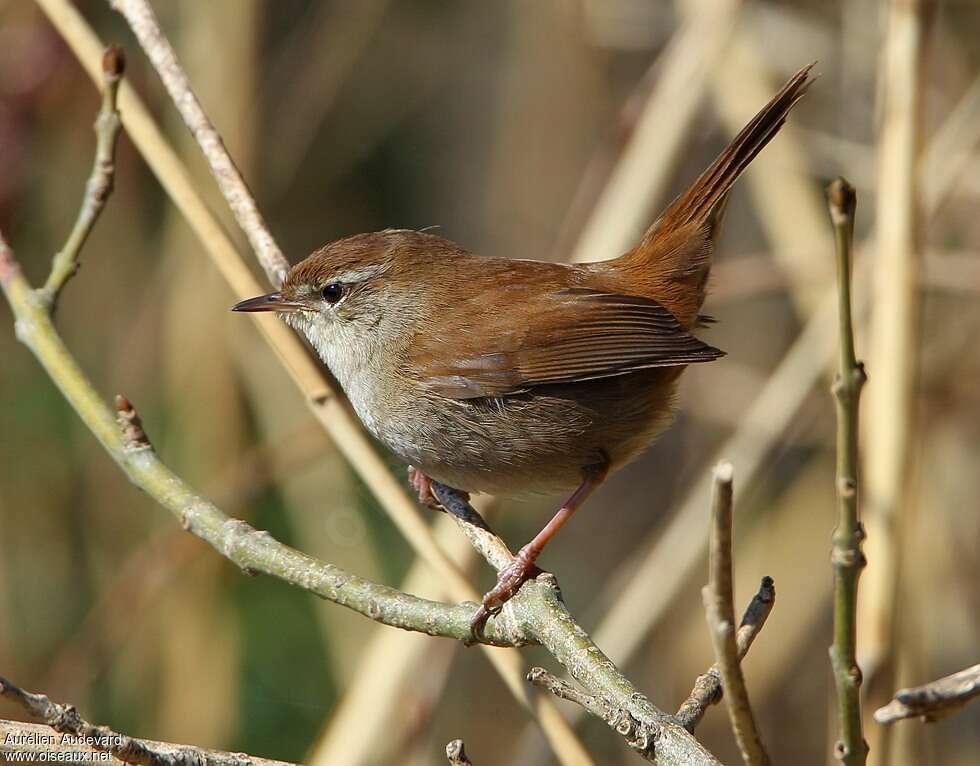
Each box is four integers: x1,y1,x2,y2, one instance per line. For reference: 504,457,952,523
233,64,813,636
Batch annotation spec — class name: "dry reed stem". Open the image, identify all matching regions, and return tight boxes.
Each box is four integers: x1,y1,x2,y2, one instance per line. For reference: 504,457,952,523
707,39,831,313
570,0,741,264
307,513,476,766
860,1,931,758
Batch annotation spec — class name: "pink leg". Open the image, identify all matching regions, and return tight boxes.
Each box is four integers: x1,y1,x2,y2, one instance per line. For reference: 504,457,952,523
471,460,609,639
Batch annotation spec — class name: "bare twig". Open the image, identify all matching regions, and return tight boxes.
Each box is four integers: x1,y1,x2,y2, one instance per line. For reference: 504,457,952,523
527,669,657,759
39,46,124,310
826,178,868,766
0,676,297,766
874,663,980,725
701,462,770,766
676,576,776,732
107,0,288,285
445,739,475,766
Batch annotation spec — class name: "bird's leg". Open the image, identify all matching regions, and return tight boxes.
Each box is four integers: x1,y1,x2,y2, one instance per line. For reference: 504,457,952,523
471,460,609,639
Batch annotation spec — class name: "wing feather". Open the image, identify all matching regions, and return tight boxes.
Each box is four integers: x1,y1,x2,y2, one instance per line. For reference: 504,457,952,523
416,288,724,399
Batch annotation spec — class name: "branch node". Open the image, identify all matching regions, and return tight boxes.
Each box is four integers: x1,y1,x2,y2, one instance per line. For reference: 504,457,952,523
446,739,474,766
114,394,152,452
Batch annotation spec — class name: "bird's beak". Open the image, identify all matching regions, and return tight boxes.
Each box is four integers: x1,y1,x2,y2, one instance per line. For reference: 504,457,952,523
231,292,306,313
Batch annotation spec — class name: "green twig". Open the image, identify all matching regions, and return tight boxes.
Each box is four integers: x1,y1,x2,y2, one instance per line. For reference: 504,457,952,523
39,46,125,311
826,177,869,765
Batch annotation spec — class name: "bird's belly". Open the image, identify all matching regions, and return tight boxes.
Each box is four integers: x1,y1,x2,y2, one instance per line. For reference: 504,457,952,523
370,369,682,496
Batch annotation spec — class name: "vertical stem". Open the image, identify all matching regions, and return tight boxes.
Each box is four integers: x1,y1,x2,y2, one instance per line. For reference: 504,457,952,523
861,3,931,761
827,177,868,766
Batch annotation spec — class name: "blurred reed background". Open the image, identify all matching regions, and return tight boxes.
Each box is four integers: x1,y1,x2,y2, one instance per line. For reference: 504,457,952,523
0,1,978,764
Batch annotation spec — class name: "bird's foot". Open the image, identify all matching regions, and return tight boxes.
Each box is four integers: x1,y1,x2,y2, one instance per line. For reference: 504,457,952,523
407,466,441,508
471,544,542,640
407,466,469,510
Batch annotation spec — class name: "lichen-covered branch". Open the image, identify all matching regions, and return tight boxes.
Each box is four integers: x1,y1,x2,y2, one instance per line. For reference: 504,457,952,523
874,663,980,725
0,677,297,766
676,576,776,732
701,462,770,766
826,177,869,766
527,669,659,758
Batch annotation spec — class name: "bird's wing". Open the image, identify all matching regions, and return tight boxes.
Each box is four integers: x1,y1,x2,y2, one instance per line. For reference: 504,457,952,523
412,287,724,400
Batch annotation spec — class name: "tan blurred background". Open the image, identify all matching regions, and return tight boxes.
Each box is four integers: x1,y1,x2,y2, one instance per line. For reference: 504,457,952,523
0,1,977,764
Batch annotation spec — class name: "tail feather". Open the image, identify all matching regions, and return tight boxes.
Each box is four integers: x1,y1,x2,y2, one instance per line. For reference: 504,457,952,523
664,63,814,229
613,64,814,327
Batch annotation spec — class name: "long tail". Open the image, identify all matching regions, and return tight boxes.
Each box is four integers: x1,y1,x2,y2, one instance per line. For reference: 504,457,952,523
616,63,814,327
660,63,813,230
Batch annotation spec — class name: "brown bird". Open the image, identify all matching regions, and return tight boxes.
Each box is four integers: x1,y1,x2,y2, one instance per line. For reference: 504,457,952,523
234,65,813,636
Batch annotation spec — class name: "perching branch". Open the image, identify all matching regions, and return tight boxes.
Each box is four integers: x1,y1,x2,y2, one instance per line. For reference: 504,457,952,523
432,484,722,764
38,46,124,311
701,462,770,766
675,576,776,732
826,177,869,766
0,676,297,766
874,663,980,725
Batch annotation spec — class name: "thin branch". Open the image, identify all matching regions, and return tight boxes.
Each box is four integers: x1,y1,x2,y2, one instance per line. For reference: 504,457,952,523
39,46,124,310
0,677,296,766
107,0,288,285
445,740,475,766
874,663,980,725
701,462,770,766
527,669,657,759
431,483,513,573
826,177,869,766
676,576,776,732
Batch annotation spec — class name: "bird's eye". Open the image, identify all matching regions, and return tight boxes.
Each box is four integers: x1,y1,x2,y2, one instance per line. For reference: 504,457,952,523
321,282,346,304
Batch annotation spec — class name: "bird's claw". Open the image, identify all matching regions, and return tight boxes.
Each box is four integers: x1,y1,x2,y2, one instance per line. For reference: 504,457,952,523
469,548,541,641
407,466,441,508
